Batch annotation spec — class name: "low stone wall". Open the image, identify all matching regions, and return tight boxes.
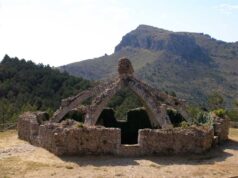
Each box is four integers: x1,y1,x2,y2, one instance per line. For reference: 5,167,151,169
18,112,48,145
139,127,214,154
39,124,121,155
18,112,229,156
18,112,121,155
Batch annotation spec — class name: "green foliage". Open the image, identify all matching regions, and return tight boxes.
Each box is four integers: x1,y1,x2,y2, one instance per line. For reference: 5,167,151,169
186,105,202,120
169,91,176,97
226,109,238,122
233,99,238,108
77,122,84,128
0,55,91,124
107,88,143,120
225,98,238,122
208,92,224,110
213,108,226,118
194,111,213,126
180,121,190,128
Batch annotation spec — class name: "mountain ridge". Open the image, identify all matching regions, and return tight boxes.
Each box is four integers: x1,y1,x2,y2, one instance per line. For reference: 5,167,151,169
60,25,238,107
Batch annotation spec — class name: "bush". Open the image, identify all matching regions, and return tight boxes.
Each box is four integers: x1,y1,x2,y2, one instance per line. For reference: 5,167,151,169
77,122,84,128
192,111,213,126
226,109,238,122
180,121,190,128
213,108,226,118
186,105,202,119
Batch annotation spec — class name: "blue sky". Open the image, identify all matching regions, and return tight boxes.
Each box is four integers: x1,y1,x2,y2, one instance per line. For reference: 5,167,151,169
0,0,238,66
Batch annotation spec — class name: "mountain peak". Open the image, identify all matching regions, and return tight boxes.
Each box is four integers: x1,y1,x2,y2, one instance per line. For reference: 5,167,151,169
114,25,210,62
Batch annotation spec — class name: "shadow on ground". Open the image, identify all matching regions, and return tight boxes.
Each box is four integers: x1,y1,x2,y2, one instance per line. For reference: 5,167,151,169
59,138,238,167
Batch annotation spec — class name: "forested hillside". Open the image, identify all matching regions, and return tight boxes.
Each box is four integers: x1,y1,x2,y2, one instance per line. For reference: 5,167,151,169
0,55,91,125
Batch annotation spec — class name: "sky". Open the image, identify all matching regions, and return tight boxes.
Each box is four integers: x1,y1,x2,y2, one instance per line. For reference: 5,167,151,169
0,0,238,66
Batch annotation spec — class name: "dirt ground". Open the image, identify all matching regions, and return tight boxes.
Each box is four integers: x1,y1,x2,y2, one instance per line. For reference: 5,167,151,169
0,129,238,178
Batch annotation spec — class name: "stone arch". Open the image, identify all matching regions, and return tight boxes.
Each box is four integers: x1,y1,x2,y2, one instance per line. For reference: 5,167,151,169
50,57,188,129
50,78,119,123
84,79,122,125
123,77,172,128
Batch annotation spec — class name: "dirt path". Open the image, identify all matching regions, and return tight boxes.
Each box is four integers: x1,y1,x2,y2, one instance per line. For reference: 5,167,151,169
0,129,238,178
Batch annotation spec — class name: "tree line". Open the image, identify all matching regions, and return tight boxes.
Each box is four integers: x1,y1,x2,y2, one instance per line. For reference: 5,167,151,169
0,55,91,125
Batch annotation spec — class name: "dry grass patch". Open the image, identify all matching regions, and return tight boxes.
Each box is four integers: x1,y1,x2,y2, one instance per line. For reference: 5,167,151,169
0,128,237,178
230,128,238,138
0,130,16,139
0,156,50,178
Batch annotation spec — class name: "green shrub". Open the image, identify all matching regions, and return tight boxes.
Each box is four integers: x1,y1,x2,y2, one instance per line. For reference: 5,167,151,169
192,111,213,126
77,122,84,128
180,121,190,128
208,92,224,110
186,105,202,119
213,108,226,118
226,109,238,122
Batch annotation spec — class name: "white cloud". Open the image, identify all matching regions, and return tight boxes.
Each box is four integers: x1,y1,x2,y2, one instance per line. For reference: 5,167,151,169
216,3,238,14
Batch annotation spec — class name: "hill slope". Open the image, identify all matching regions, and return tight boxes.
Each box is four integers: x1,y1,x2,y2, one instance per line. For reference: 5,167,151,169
0,55,91,124
60,25,238,107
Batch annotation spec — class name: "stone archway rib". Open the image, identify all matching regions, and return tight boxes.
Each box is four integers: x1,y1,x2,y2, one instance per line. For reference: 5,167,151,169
130,77,189,120
84,78,122,125
125,76,173,128
50,78,119,123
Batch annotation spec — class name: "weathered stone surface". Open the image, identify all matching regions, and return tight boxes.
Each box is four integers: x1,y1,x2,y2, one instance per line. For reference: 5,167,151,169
84,79,121,125
18,113,220,156
51,78,118,123
118,57,134,78
212,113,230,143
19,115,121,155
139,127,214,154
18,111,48,145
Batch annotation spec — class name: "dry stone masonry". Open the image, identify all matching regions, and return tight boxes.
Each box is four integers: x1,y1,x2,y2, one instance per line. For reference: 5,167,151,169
18,112,217,156
18,57,230,156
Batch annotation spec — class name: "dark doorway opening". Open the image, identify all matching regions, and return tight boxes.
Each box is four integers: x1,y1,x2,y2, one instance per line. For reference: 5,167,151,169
166,108,185,127
61,110,85,123
97,108,152,144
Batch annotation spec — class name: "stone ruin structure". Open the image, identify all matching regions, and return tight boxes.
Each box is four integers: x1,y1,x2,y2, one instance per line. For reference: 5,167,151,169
18,57,230,156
